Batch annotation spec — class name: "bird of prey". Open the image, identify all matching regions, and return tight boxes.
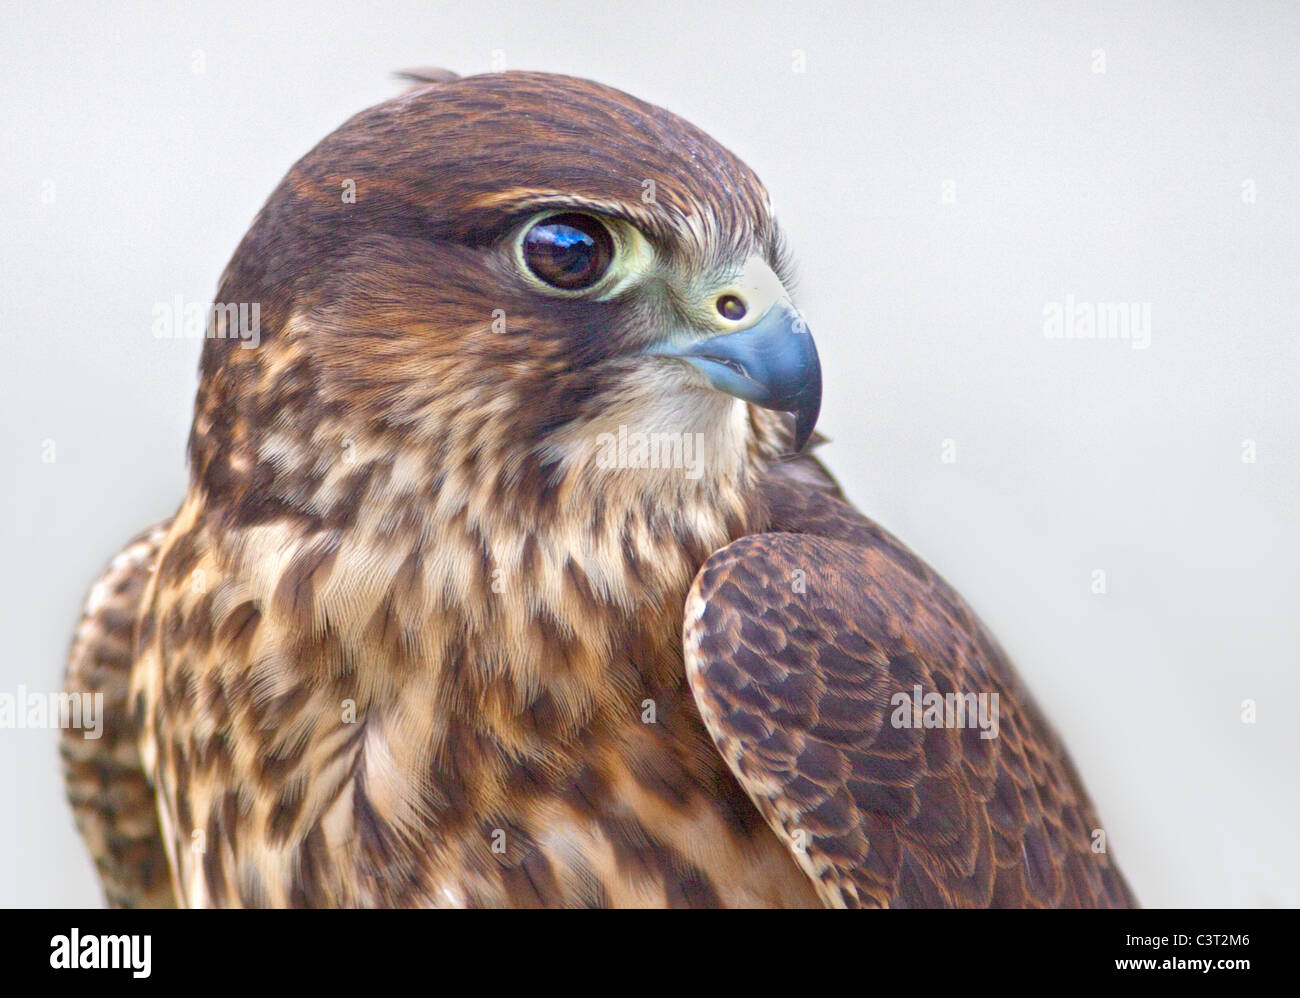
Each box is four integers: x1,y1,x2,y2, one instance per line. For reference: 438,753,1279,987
61,69,1136,908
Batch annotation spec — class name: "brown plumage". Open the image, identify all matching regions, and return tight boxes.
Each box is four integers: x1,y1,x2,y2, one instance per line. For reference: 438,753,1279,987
62,70,1135,908
61,523,175,908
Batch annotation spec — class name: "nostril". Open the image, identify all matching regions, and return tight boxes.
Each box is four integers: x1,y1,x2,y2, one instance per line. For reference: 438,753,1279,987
716,294,747,321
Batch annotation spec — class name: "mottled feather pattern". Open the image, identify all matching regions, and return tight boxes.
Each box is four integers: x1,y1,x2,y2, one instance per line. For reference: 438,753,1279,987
61,523,176,908
123,419,819,907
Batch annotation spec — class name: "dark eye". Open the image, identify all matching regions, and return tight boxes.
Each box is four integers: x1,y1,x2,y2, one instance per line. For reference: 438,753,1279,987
521,213,614,290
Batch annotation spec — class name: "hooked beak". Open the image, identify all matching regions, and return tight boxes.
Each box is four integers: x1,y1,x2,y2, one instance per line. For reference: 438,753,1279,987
651,299,822,452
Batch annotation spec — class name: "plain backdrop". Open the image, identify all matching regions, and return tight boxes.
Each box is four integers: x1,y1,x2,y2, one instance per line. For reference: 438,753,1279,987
2,1,1296,907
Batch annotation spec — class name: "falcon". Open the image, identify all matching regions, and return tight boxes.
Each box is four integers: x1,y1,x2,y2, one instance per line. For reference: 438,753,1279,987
61,69,1136,908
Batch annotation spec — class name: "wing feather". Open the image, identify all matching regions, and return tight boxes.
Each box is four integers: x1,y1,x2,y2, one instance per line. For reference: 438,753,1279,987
683,474,1136,908
61,522,177,908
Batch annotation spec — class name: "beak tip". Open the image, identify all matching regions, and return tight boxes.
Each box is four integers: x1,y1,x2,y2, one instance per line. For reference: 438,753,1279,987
791,380,822,454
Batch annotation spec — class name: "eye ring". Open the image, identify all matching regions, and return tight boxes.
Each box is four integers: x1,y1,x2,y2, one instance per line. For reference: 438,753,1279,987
519,212,615,291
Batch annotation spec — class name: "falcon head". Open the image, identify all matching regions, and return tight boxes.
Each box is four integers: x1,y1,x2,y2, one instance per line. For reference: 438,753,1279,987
189,71,820,534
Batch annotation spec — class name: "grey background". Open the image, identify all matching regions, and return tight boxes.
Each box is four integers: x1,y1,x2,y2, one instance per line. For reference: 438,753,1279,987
2,1,1296,907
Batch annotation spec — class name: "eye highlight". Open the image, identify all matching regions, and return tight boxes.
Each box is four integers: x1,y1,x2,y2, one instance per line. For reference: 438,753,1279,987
520,213,614,291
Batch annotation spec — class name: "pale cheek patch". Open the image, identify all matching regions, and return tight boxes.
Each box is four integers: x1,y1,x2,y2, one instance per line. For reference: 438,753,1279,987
541,362,753,487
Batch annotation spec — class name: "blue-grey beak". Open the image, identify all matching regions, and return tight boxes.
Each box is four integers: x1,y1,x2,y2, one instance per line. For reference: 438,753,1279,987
653,300,822,452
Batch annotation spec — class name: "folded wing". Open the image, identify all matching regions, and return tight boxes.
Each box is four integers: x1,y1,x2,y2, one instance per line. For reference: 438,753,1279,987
683,475,1136,908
